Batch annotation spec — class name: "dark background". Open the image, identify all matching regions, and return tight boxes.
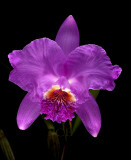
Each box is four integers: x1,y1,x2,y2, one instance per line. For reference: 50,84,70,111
0,2,129,160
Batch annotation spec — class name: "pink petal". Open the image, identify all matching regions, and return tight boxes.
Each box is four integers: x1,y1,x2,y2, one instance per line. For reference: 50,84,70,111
76,93,101,137
9,64,43,92
69,76,89,104
66,44,122,91
9,38,65,91
36,74,59,98
8,50,22,68
55,15,80,56
17,93,41,130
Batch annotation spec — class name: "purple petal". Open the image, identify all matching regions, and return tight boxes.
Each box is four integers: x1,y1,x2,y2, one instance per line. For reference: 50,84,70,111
55,15,80,56
76,93,101,137
17,93,41,130
9,38,65,91
69,76,89,104
36,74,59,98
66,44,122,91
9,64,43,92
8,50,22,68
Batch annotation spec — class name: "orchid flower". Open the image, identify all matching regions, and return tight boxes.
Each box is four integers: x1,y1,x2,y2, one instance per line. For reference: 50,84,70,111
8,15,122,137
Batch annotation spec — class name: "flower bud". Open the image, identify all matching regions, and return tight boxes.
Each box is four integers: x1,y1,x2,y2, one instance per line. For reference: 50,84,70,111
47,130,60,160
0,129,15,160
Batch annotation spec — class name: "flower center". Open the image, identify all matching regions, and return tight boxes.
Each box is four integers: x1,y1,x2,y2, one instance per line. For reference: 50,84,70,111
41,85,77,123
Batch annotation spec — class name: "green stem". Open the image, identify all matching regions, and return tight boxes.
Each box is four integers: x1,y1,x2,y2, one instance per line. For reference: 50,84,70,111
60,121,72,160
60,144,66,160
69,120,72,136
41,115,55,130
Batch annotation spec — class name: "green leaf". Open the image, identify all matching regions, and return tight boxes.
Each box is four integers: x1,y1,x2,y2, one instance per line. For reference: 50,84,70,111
72,114,81,135
41,115,55,130
89,89,100,99
72,90,100,135
0,129,15,160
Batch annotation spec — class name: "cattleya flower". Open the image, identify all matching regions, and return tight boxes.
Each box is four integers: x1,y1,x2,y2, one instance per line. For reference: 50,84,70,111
8,15,121,137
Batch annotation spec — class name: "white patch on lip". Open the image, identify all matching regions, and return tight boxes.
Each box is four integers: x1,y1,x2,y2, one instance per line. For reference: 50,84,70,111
43,85,76,102
64,88,70,92
43,85,60,99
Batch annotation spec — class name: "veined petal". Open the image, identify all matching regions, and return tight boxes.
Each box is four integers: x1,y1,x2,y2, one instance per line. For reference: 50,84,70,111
66,44,122,91
76,93,101,137
8,38,65,91
9,64,43,92
55,15,80,56
17,93,41,130
8,38,65,69
8,50,22,68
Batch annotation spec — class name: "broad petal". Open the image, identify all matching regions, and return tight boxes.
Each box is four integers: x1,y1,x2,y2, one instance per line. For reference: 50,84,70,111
8,38,65,91
76,93,101,137
8,38,65,70
17,93,41,130
66,44,122,91
9,64,43,92
8,50,22,68
55,15,80,56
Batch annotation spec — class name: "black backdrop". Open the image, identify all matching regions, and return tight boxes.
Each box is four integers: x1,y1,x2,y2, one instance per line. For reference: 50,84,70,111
0,2,129,160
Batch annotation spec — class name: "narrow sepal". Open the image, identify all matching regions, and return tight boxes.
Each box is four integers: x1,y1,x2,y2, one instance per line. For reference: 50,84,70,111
55,15,80,56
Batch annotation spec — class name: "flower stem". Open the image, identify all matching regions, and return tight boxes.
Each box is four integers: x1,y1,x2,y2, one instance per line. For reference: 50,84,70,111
60,120,72,160
69,120,72,136
61,144,66,160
